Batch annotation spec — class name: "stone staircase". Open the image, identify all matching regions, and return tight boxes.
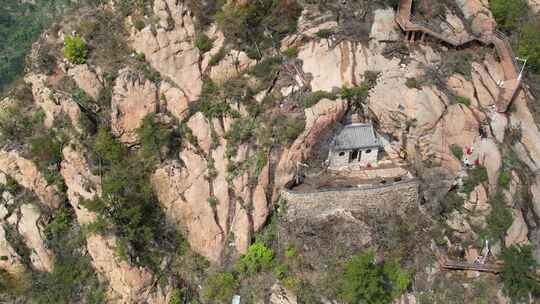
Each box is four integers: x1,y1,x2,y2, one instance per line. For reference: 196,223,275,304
395,0,522,112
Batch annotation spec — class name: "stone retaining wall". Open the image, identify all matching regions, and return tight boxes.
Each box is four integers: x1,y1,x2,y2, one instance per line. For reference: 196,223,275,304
282,179,419,221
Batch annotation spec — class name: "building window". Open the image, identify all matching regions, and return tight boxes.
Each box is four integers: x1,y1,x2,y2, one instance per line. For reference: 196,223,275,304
339,151,345,157
365,149,372,154
349,150,359,163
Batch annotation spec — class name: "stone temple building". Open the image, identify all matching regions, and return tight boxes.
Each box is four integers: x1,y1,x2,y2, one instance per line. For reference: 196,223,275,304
328,123,383,170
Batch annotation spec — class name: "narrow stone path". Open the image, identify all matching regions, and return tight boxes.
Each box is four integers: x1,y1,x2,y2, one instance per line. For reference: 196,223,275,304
395,0,522,112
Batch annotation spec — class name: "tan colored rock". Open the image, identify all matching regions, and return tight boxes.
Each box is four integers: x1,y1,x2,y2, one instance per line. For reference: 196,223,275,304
447,74,478,108
464,184,490,213
0,150,61,208
60,145,100,225
488,110,508,142
370,8,400,42
18,204,54,272
531,175,540,220
130,0,201,101
270,283,298,304
455,0,496,35
528,0,540,13
111,68,158,144
471,63,498,108
209,50,255,83
0,225,24,275
475,138,502,189
510,92,540,170
431,105,480,176
25,73,82,130
160,81,189,121
68,64,103,99
505,209,529,246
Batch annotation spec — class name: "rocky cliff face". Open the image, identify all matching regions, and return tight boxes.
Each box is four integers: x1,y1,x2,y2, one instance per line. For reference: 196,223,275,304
1,0,540,303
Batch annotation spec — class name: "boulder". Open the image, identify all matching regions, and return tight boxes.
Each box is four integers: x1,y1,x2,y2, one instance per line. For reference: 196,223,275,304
18,204,54,272
269,284,298,304
505,209,529,246
0,150,62,209
111,68,158,144
370,8,400,42
25,73,81,130
130,0,202,101
160,81,189,121
0,225,24,275
68,64,103,99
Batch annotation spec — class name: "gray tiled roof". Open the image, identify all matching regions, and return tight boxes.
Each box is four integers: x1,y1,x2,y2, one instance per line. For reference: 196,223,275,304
332,123,382,150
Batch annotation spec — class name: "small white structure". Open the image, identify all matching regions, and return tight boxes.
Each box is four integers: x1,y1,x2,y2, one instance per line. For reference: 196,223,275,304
328,123,383,170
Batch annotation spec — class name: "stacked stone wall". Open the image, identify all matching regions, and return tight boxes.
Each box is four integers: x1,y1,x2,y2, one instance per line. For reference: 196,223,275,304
282,179,419,221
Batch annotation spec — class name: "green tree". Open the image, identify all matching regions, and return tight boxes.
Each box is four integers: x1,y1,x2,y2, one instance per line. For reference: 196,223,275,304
500,245,539,302
236,241,274,275
64,35,88,64
489,0,530,32
518,21,540,73
202,272,238,304
337,252,410,304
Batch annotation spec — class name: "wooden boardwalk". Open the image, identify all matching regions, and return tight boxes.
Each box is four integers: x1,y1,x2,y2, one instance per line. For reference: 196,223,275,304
442,260,501,274
395,0,522,112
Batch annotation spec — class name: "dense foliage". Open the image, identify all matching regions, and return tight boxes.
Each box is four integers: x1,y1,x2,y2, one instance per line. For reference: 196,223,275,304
335,252,410,304
63,35,88,64
81,117,176,269
0,0,72,94
500,245,539,302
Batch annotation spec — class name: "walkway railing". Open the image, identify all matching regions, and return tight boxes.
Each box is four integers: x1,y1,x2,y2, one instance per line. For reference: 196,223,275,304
393,0,522,112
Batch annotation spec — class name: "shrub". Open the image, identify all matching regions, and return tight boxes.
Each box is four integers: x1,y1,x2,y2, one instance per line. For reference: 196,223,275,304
405,78,420,89
461,165,488,194
283,47,299,58
195,34,214,53
207,196,219,207
440,190,464,215
498,170,512,189
209,47,227,66
490,0,530,32
500,245,539,302
236,241,274,275
63,35,88,64
136,114,170,162
133,18,145,31
336,252,410,304
315,28,335,39
505,124,522,145
486,192,513,241
302,90,338,108
450,144,463,160
202,272,238,304
455,96,471,107
518,20,540,73
277,116,305,144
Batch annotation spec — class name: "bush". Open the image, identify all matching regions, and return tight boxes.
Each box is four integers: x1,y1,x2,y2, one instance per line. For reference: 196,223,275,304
450,144,463,160
315,28,335,39
461,165,488,194
133,18,145,31
518,21,540,73
236,241,274,275
195,34,214,53
490,0,530,32
207,196,219,207
486,192,513,241
336,252,410,304
136,114,170,162
498,170,512,189
209,47,227,66
283,47,299,58
202,272,238,304
63,35,88,64
500,245,539,302
455,96,471,107
302,90,338,108
405,78,420,89
276,116,305,144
